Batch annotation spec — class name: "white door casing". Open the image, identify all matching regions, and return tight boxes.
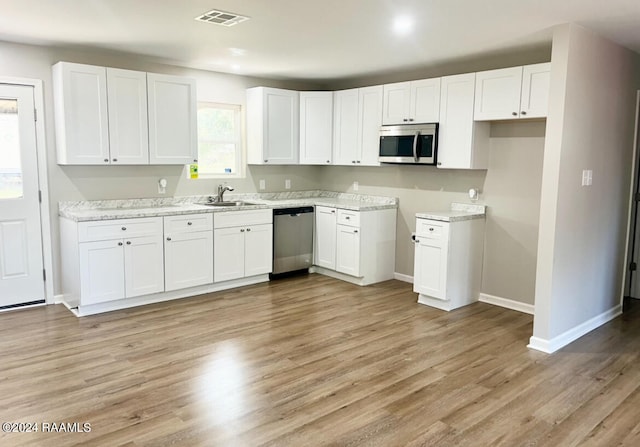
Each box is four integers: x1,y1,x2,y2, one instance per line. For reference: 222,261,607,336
0,84,45,307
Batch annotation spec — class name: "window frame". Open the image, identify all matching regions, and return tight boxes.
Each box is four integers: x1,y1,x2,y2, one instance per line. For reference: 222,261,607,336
195,101,244,179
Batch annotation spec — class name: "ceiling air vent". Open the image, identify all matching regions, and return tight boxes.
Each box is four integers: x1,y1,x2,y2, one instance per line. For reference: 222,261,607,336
195,9,250,27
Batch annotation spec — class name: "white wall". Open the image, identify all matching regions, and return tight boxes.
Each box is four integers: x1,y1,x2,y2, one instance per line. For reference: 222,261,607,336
531,24,640,352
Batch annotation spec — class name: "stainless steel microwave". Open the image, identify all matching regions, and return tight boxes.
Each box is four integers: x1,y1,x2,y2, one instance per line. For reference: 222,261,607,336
379,123,438,165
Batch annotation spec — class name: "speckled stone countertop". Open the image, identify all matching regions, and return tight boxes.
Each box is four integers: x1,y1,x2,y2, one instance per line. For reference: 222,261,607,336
59,190,399,222
415,202,486,222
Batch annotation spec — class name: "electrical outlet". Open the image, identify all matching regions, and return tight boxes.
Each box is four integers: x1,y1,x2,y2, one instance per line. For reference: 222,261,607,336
158,178,167,194
582,169,593,186
353,181,359,192
285,179,291,190
259,179,266,190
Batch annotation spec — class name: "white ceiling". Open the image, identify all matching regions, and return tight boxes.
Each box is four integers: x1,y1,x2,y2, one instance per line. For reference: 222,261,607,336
1,0,640,81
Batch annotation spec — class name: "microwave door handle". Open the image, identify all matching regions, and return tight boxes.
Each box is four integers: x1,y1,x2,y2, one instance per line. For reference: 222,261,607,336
413,131,420,162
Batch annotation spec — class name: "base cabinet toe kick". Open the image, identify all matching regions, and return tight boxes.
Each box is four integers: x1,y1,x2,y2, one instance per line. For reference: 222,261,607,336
59,205,397,315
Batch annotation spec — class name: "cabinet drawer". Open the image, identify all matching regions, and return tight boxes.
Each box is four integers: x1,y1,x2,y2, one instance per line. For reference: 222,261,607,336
164,213,212,234
416,219,447,240
214,209,272,229
337,209,360,227
78,217,163,242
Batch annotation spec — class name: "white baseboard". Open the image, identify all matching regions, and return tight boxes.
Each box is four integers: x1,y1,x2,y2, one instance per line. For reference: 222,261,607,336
479,293,535,315
394,272,414,283
527,304,622,354
53,294,64,304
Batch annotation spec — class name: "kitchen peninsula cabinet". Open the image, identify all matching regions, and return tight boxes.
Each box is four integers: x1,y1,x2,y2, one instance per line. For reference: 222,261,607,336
413,213,485,311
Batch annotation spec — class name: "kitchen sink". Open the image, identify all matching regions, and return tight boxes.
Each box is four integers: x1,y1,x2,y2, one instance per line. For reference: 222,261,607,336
202,201,257,207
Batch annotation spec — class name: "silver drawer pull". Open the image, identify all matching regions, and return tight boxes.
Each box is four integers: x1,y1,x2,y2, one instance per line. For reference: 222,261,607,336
187,222,193,226
166,237,172,241
118,242,123,246
429,228,434,232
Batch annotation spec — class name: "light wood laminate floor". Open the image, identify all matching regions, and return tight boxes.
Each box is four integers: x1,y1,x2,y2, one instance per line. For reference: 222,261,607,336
1,274,639,446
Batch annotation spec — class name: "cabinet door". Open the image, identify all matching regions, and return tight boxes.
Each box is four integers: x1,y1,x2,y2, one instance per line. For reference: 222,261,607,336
336,224,361,277
438,73,490,170
265,88,300,164
124,235,164,298
332,89,360,166
106,68,149,165
79,240,125,305
165,231,214,291
214,227,245,282
314,206,337,270
474,66,523,121
413,236,448,300
147,73,198,164
382,82,411,125
244,224,273,277
52,62,110,165
358,86,383,166
410,78,441,123
300,92,333,165
520,63,551,119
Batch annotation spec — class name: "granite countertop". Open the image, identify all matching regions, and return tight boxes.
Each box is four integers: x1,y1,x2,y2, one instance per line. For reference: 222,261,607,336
59,190,398,222
416,202,486,222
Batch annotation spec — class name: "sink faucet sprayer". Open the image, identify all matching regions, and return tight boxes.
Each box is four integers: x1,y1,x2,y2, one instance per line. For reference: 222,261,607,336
216,184,235,202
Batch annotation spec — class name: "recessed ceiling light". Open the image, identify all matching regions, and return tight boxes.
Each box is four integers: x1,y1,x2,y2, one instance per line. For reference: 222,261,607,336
393,15,414,35
229,47,247,56
195,9,250,27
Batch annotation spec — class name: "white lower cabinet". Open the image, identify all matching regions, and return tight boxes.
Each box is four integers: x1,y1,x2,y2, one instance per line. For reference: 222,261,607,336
413,217,485,311
314,207,396,285
68,217,164,306
336,224,360,276
314,206,337,269
164,214,213,291
214,210,273,282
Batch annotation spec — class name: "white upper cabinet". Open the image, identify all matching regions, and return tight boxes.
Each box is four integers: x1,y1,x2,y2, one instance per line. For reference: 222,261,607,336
333,85,383,166
247,87,300,165
53,62,110,165
382,77,440,125
53,62,198,165
147,73,198,164
474,63,550,120
520,63,551,119
299,91,333,165
106,68,149,165
437,73,490,170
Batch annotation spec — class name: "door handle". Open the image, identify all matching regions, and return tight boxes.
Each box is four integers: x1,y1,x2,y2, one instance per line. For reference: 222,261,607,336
413,131,420,162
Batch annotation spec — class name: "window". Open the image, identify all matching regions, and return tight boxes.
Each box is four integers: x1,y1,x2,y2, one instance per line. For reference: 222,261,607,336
197,102,242,177
0,99,23,199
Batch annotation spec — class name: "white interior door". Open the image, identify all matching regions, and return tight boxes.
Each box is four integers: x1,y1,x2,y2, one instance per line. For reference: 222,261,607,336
0,84,44,307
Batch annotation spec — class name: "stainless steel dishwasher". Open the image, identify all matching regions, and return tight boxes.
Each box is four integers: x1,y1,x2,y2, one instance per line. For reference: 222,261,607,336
272,206,314,276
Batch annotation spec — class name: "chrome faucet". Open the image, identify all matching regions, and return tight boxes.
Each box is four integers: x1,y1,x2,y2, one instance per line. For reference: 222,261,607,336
216,184,235,202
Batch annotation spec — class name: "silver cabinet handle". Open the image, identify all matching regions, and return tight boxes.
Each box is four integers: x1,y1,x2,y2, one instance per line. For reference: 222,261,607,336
121,227,127,231
345,216,350,220
429,228,434,232
187,222,193,226
331,210,335,213
126,241,131,245
112,158,118,162
104,158,109,163
326,160,330,163
408,118,414,122
240,229,245,232
166,237,172,241
246,228,251,232
118,242,123,246
354,230,358,233
521,111,527,115
403,118,409,122
512,112,518,116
